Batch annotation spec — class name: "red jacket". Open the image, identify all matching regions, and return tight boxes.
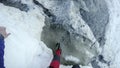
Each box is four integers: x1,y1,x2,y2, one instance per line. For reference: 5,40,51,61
49,49,61,68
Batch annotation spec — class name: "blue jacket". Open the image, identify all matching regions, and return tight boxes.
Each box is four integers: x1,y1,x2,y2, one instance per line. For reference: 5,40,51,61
0,34,5,68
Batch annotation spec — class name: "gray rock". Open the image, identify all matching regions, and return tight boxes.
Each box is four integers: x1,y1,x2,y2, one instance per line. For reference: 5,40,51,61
80,0,109,46
0,0,29,12
34,0,109,65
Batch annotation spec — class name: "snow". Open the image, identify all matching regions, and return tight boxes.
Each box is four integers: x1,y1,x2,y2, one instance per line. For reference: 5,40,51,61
1,0,120,68
0,3,53,68
102,0,120,68
65,55,80,63
60,65,92,68
40,0,101,65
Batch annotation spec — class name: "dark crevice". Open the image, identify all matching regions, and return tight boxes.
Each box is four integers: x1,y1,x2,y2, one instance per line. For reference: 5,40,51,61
0,0,29,12
98,55,107,63
98,55,111,66
91,55,111,68
33,0,56,22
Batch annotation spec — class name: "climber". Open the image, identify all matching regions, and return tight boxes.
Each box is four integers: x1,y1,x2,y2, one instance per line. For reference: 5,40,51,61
49,43,80,68
0,26,10,68
49,43,61,68
0,26,80,68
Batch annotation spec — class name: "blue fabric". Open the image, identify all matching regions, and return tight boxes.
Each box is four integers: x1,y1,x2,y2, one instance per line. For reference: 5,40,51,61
0,34,5,68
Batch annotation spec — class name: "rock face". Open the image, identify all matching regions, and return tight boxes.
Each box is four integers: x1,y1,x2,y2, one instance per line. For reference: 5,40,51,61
0,0,109,67
38,0,109,65
0,0,29,11
80,0,109,46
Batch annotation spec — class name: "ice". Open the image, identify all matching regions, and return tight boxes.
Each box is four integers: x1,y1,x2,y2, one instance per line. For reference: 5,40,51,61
0,0,120,68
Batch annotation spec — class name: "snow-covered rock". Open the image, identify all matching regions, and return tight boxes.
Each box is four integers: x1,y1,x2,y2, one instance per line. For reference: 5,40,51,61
40,0,107,65
0,0,120,68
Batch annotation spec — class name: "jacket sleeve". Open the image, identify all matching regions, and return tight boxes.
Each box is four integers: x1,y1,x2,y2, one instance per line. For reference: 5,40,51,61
0,34,5,68
49,49,61,68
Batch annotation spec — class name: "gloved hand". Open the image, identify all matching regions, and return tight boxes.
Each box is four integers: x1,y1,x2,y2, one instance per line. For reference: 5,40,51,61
0,26,10,38
55,43,61,50
55,43,61,56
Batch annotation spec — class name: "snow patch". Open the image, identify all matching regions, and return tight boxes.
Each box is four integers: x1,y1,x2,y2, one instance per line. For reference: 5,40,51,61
65,55,80,63
0,3,53,68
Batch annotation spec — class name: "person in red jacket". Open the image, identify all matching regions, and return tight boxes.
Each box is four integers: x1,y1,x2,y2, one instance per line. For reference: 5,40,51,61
49,43,61,68
0,26,80,68
49,43,80,68
0,26,10,68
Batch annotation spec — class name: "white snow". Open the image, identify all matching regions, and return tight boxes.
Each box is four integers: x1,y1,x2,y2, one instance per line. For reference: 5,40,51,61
60,65,92,68
65,55,80,63
0,3,53,68
1,0,120,68
102,0,120,68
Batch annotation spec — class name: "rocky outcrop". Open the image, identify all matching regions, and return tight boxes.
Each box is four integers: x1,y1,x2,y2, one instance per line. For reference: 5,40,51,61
37,0,109,65
80,0,109,47
0,0,29,12
0,0,109,67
